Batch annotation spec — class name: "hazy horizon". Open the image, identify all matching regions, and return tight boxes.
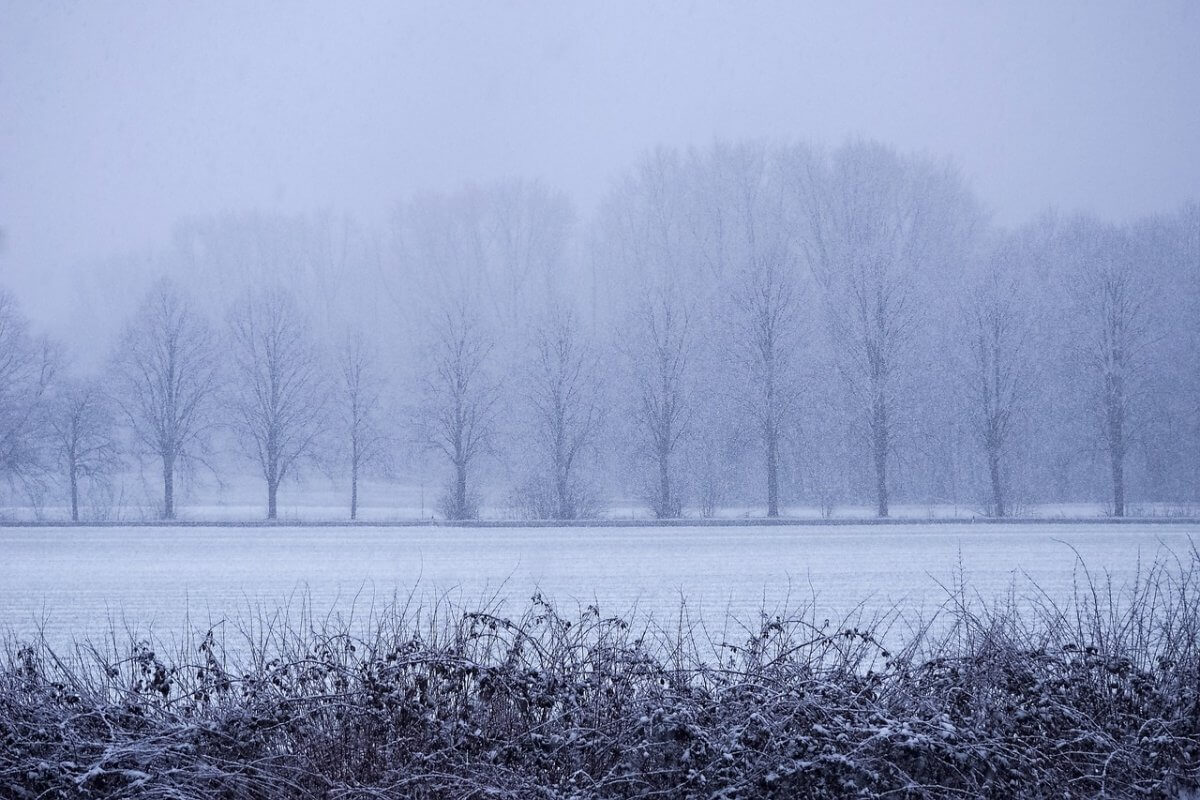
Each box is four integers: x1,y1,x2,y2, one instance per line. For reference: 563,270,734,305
3,0,1199,333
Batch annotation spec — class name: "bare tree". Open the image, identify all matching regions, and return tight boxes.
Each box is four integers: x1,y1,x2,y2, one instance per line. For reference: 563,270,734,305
799,141,980,517
1185,204,1200,500
113,280,220,519
594,148,701,516
520,308,604,520
0,292,58,508
422,304,498,520
962,243,1032,517
51,379,121,522
390,181,575,333
229,288,328,520
732,262,801,518
1069,226,1155,517
686,141,802,517
339,329,389,520
624,290,690,518
691,431,728,519
807,177,914,517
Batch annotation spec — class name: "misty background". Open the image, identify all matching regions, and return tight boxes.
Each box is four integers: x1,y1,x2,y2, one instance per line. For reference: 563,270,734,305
0,1,1198,520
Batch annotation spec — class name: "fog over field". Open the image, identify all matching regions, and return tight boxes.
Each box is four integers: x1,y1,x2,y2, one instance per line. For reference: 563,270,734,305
1,1,1198,522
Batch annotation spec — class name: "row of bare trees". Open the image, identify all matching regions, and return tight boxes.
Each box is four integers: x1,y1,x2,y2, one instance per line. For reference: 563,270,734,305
2,139,1195,521
593,141,1196,519
0,284,382,521
0,277,607,522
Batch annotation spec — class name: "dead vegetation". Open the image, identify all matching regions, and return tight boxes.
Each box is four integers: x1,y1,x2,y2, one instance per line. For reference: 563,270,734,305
2,547,1199,799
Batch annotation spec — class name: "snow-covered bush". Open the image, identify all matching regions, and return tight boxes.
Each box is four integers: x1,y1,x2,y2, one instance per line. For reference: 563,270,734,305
3,549,1199,798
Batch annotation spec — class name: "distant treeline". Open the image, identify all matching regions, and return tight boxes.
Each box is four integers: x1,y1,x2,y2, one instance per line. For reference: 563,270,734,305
3,139,1198,521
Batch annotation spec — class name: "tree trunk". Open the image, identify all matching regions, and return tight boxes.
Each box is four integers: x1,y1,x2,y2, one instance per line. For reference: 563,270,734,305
766,428,779,518
1110,445,1125,517
872,395,889,518
162,455,175,520
267,480,278,520
350,459,358,521
455,462,468,520
987,446,1006,518
554,454,571,520
1108,382,1126,518
557,474,571,520
658,450,672,519
69,461,79,523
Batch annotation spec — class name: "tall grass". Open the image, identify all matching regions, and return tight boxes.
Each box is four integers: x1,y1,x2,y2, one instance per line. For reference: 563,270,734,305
2,546,1199,798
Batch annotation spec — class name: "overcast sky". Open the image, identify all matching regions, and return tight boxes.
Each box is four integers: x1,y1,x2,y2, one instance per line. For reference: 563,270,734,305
2,0,1198,327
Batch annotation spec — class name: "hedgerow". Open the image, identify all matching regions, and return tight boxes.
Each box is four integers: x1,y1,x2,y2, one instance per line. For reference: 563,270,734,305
2,547,1199,799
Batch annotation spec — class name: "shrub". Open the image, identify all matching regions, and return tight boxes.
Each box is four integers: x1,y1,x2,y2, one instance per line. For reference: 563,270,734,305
2,548,1199,798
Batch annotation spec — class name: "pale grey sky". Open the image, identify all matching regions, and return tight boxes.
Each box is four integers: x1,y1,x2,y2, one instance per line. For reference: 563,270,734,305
2,0,1198,327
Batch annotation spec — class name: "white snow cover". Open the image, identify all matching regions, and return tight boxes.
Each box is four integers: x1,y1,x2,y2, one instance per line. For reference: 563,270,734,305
2,522,1195,646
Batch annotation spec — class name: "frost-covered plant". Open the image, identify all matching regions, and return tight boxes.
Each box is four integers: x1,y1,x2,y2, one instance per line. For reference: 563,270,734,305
507,473,603,520
437,479,481,520
3,546,1199,798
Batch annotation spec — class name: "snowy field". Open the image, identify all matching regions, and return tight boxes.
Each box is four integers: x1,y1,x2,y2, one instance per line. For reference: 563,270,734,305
1,522,1196,647
3,495,1199,524
3,476,1199,523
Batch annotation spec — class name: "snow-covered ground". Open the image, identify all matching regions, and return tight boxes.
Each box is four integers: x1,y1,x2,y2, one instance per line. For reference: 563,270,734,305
1,470,1197,523
1,522,1195,647
2,496,1198,524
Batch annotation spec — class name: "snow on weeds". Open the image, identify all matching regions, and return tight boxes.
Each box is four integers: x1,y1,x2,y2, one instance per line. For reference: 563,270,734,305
2,544,1199,798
